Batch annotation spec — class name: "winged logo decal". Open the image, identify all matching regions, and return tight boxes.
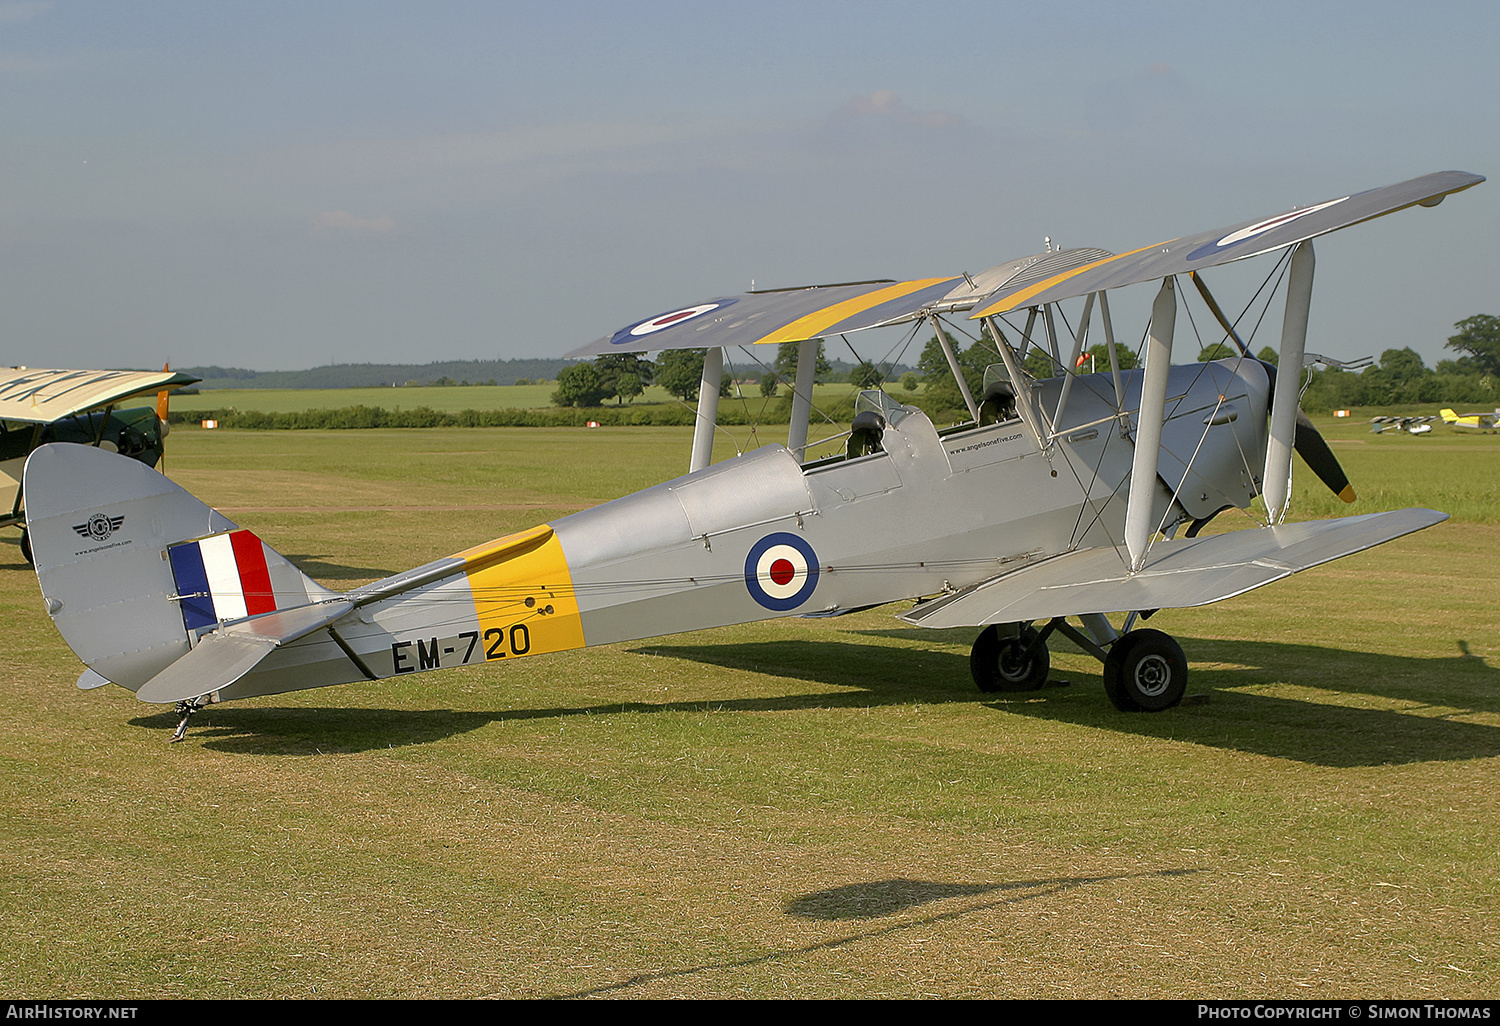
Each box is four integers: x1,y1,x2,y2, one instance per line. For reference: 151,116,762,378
72,513,124,541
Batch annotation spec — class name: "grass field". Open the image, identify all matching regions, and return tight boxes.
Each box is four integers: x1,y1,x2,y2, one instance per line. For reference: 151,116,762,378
1,420,1496,998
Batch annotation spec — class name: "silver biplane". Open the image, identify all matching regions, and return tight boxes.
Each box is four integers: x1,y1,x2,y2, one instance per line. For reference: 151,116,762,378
21,171,1483,738
2,366,199,562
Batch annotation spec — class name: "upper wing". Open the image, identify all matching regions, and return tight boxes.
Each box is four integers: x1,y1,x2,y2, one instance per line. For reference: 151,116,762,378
568,246,1118,358
566,277,963,357
971,170,1485,318
0,368,201,423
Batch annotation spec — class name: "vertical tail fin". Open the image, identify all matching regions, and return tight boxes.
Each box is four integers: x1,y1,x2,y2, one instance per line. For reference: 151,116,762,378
24,443,336,692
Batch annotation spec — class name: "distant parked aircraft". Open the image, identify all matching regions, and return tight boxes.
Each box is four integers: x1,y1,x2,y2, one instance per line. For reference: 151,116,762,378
1439,408,1500,432
1,366,198,561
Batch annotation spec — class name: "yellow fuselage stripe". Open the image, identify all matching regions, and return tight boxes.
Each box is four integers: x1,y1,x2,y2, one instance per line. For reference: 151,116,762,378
754,277,957,346
458,525,586,660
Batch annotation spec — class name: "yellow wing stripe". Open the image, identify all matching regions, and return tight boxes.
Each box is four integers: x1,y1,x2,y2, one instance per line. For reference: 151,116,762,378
753,277,958,346
971,242,1170,317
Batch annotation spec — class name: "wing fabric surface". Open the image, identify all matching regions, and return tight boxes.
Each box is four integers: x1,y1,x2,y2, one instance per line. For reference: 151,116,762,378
566,277,962,357
570,247,1122,358
972,170,1485,317
899,508,1447,628
0,368,201,423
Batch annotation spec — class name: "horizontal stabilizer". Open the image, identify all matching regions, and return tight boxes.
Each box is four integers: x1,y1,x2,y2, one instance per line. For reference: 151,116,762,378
900,508,1447,629
136,599,353,704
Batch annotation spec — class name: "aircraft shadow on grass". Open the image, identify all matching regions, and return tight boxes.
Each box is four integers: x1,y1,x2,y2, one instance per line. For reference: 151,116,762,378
281,553,398,583
128,633,1023,753
128,705,498,755
641,635,1500,768
555,868,1202,997
126,634,1500,766
0,536,26,570
784,868,1201,921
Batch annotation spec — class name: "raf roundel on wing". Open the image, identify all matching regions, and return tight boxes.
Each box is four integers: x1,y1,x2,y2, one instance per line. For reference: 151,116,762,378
1185,197,1348,263
609,298,739,346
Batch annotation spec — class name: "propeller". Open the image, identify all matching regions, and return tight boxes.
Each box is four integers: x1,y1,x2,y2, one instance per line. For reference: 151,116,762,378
1188,272,1356,504
155,362,173,471
1291,394,1355,503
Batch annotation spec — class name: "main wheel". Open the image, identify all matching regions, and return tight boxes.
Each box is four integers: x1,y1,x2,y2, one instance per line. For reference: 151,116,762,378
1102,628,1187,712
19,528,32,566
970,624,1049,693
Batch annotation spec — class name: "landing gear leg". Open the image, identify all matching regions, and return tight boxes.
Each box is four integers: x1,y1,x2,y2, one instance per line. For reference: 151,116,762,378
170,697,209,743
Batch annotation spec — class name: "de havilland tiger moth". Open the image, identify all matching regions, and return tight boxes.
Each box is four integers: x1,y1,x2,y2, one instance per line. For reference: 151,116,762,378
1,366,199,562
21,170,1485,739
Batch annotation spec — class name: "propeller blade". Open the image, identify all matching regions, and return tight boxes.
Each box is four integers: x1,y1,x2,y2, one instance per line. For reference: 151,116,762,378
156,362,172,422
1294,409,1355,503
1189,270,1355,502
1257,358,1356,503
156,363,172,470
1187,272,1250,356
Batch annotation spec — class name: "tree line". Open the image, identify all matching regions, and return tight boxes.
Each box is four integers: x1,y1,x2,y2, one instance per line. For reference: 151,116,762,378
181,358,569,390
1299,314,1500,410
545,313,1500,415
550,345,841,408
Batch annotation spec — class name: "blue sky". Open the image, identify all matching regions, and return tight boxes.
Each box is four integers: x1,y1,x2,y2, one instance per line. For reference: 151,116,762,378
2,0,1496,371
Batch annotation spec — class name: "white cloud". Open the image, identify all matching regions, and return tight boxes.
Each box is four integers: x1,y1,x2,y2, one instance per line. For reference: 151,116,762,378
835,89,963,128
310,210,395,236
278,119,749,183
0,53,65,74
0,2,50,27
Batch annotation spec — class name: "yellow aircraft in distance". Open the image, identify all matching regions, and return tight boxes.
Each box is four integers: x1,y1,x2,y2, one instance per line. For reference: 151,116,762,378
1439,408,1500,432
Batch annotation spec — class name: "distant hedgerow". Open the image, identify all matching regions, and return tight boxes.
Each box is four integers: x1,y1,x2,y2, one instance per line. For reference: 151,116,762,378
167,391,976,430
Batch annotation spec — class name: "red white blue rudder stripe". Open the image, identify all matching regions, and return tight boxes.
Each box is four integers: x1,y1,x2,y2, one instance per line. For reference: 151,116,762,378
167,530,279,631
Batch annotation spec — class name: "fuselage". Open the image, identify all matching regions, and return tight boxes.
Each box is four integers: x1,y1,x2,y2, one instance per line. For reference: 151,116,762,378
208,359,1271,702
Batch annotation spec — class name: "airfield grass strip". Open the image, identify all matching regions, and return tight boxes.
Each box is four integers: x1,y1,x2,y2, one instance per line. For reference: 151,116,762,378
1,426,1496,997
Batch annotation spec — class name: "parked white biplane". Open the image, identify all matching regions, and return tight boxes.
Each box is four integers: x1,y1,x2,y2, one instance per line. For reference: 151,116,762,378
2,367,198,562
1370,415,1436,435
22,171,1483,739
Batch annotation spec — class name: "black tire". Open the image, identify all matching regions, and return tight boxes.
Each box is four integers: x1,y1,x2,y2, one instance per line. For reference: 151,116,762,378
1102,628,1187,712
970,624,1049,693
19,528,32,566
